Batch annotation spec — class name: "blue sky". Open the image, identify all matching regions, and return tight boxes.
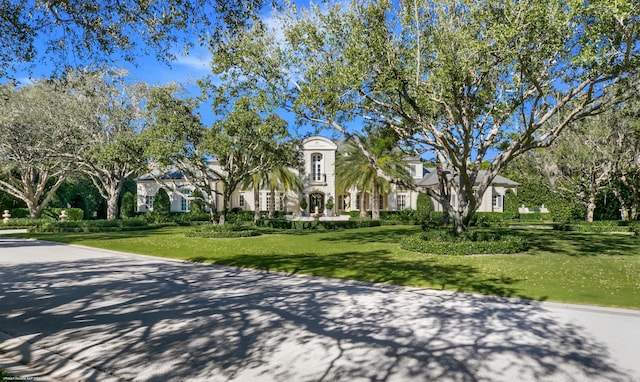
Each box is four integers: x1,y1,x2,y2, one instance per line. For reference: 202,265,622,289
5,4,309,133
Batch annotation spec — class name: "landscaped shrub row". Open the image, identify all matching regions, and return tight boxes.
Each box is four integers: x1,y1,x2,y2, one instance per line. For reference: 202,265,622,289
400,230,528,255
0,218,51,229
185,224,261,238
28,219,157,233
511,212,553,222
552,220,639,234
257,219,383,230
8,208,84,221
347,210,421,223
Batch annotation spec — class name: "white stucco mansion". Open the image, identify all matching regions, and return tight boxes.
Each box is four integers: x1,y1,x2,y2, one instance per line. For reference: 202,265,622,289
136,136,518,216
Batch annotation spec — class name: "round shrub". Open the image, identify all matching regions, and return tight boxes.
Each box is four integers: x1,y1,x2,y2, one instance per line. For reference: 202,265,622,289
400,230,528,255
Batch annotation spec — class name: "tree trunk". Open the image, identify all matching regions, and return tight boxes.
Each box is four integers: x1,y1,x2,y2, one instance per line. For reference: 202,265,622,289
371,178,380,220
437,166,450,225
253,184,261,222
26,199,39,219
586,190,597,222
269,187,276,219
631,185,639,221
220,189,232,225
612,187,629,221
105,183,122,220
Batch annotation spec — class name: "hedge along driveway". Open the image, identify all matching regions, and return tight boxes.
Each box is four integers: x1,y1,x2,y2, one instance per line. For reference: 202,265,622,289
14,225,640,309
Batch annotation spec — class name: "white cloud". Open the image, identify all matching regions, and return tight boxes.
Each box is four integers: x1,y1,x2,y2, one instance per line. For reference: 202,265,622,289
175,52,212,72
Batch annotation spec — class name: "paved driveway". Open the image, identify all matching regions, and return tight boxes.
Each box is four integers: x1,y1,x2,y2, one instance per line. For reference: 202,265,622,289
1,235,639,381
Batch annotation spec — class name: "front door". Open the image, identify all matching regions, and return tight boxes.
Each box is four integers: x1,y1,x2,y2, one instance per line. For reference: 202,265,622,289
310,193,324,214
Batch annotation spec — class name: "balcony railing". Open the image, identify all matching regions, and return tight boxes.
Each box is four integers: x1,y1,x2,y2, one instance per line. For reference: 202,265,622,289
307,173,327,185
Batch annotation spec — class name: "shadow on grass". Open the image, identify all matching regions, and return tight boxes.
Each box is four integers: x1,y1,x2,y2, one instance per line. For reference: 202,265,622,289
189,249,533,300
316,226,422,244
509,229,640,257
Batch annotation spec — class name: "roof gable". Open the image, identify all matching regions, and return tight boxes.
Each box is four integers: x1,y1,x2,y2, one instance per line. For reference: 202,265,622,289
417,169,519,187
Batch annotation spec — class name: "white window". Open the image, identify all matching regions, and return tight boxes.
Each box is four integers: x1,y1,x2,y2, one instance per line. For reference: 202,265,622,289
451,194,457,208
397,194,407,210
311,154,323,182
239,194,245,208
266,193,271,210
179,190,191,212
493,194,503,210
145,196,155,210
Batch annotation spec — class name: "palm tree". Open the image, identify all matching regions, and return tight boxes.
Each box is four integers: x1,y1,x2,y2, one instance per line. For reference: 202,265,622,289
242,172,266,222
336,133,410,220
242,164,304,221
264,165,304,218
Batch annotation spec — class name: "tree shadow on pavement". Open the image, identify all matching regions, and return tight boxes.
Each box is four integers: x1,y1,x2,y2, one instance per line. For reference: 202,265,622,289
0,256,635,381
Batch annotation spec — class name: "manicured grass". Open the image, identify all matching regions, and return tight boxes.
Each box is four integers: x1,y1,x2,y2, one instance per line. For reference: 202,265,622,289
14,225,640,309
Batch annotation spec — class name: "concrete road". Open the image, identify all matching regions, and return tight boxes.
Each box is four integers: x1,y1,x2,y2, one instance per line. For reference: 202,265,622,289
1,235,639,382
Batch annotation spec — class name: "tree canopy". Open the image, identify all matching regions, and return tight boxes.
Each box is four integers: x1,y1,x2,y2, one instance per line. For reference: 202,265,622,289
0,76,89,217
0,0,270,79
213,0,640,231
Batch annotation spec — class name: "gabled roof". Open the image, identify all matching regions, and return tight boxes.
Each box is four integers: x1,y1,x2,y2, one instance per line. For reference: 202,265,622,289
417,168,519,187
136,170,185,181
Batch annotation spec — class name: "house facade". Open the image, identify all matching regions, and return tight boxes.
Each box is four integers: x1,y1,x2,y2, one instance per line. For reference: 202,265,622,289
136,136,518,216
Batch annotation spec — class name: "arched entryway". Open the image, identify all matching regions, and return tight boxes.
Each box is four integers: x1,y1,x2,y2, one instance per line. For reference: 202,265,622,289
309,192,324,214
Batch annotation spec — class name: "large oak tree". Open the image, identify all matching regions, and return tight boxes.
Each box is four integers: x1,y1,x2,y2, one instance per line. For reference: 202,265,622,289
0,78,88,217
213,0,639,231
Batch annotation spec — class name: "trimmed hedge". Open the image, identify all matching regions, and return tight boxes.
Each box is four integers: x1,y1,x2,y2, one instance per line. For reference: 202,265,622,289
0,218,51,229
400,230,528,255
9,207,84,221
347,210,420,224
256,219,383,230
471,212,508,227
552,220,639,234
27,219,156,233
515,212,552,222
185,223,261,238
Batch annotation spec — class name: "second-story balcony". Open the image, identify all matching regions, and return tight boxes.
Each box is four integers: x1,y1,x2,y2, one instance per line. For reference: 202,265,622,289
306,173,327,185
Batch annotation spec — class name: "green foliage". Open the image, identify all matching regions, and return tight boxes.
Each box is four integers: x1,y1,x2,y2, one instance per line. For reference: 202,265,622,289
0,218,50,229
153,189,171,217
503,189,520,219
0,189,25,210
185,223,261,238
28,218,152,233
503,177,585,222
256,219,382,230
1,0,265,78
400,231,528,255
189,188,205,215
471,213,507,227
8,208,30,219
415,194,435,222
215,0,638,231
552,221,637,234
48,208,84,221
326,196,334,210
516,213,552,222
120,191,136,219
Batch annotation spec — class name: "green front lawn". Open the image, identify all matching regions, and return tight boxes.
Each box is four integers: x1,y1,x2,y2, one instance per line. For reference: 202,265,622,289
14,225,640,309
